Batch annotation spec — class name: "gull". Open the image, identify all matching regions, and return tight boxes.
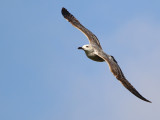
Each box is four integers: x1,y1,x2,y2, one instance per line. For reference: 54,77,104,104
61,7,151,103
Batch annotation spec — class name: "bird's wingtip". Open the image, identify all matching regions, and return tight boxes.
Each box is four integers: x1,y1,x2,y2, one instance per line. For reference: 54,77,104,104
61,7,65,11
141,96,152,103
147,100,152,103
61,7,69,16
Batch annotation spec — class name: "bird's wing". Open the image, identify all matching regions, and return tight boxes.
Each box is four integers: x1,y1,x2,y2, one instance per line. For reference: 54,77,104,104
96,50,151,103
61,7,102,49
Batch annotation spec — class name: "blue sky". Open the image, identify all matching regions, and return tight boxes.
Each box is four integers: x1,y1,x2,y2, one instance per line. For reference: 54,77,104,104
1,0,160,120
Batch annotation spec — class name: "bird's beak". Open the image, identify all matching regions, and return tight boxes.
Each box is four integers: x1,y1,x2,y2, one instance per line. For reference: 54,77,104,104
78,47,83,50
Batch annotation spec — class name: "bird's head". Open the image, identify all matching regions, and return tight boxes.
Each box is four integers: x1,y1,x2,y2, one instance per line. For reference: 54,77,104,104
78,44,93,51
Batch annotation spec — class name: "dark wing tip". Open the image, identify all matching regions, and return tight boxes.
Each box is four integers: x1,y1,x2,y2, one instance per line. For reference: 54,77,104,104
147,100,152,103
120,78,152,103
61,7,70,17
138,94,152,103
144,98,152,103
61,7,80,25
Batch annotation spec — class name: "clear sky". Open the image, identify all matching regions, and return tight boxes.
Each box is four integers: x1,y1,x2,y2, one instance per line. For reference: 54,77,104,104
1,0,160,120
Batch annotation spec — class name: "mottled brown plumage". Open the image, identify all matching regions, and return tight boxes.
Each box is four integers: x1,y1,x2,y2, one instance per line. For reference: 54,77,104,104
61,7,151,103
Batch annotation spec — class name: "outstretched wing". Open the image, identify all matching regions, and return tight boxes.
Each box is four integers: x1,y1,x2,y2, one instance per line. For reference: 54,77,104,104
96,51,151,103
61,7,102,49
62,7,151,103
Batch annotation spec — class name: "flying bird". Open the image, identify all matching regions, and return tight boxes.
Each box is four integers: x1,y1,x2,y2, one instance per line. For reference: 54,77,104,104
61,7,151,103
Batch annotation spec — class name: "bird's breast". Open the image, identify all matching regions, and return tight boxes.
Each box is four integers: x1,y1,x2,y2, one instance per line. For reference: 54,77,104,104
86,52,104,62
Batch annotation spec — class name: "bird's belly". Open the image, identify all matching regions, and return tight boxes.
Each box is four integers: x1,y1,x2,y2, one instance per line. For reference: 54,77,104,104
87,54,104,62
